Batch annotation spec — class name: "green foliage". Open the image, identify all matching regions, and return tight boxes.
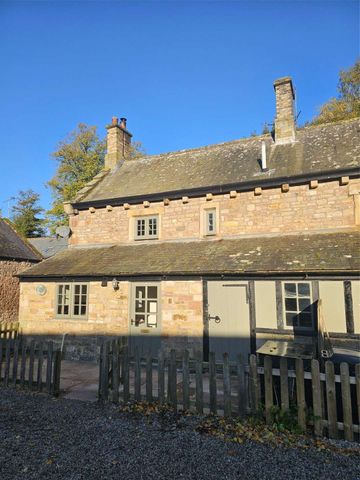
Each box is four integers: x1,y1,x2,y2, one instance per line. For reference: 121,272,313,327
268,404,303,434
11,189,45,238
46,123,106,232
262,122,270,134
311,59,360,125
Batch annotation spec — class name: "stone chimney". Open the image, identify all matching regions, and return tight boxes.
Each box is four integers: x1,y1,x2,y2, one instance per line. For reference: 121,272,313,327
104,116,132,169
273,77,296,144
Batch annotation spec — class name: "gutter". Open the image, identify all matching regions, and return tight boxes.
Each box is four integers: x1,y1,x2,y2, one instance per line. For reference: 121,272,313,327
71,166,360,210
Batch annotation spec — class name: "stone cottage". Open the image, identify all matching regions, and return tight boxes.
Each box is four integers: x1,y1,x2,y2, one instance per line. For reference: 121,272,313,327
18,77,360,360
0,219,41,323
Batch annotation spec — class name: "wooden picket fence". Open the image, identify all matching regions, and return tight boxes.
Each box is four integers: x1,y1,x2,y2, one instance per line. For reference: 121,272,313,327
0,321,20,340
0,338,62,396
99,339,360,440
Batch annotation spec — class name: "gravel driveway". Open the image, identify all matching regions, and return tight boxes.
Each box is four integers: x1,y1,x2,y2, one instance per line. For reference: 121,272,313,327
0,389,358,480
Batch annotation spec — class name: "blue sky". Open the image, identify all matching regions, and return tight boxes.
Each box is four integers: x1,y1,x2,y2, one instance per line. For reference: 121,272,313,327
0,0,358,217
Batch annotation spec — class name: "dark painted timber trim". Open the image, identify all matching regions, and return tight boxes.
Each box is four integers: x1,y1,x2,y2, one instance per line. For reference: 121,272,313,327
275,281,284,329
72,167,360,210
202,279,209,362
248,280,257,354
344,280,355,334
18,272,360,281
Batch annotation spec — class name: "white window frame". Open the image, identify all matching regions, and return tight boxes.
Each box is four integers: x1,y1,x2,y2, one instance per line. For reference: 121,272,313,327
55,283,89,319
205,208,217,236
282,281,314,330
134,215,159,240
131,283,161,329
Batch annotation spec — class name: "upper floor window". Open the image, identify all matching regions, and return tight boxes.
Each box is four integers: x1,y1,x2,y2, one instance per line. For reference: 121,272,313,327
56,283,88,319
283,282,313,329
205,208,216,236
135,215,159,240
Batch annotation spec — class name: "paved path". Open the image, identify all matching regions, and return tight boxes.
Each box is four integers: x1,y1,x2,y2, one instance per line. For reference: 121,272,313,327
60,360,99,402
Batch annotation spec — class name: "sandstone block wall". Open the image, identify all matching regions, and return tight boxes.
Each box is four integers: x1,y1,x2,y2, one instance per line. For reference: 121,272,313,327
69,179,357,246
19,280,204,358
0,260,33,323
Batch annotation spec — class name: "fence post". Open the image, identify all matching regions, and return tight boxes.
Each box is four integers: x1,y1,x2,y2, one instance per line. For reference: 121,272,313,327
209,351,217,415
134,346,141,401
28,340,35,390
112,340,120,404
195,352,203,414
280,358,289,412
182,349,190,411
46,341,54,394
249,354,259,413
264,356,273,425
101,341,110,401
4,339,12,387
122,346,130,403
52,350,62,397
223,352,231,418
157,350,165,404
340,362,353,442
325,360,338,439
146,353,153,403
237,354,246,417
311,359,323,437
169,349,177,411
20,339,27,388
37,342,44,391
12,338,20,386
295,358,306,433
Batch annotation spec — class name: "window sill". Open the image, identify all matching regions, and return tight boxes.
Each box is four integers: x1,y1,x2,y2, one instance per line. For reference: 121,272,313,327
53,317,89,322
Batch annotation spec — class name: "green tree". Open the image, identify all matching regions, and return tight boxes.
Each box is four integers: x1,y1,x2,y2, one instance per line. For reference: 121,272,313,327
46,123,106,231
311,60,360,125
11,189,45,238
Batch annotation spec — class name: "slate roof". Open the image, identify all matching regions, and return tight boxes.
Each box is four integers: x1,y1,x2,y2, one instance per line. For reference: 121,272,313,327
28,237,68,259
76,118,360,204
18,231,360,277
0,220,42,262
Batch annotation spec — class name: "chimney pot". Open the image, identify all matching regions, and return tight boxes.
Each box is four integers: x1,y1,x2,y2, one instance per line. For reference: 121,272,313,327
120,117,127,129
111,116,119,126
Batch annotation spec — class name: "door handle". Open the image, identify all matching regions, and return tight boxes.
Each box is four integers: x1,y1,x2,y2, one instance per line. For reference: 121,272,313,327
208,315,221,323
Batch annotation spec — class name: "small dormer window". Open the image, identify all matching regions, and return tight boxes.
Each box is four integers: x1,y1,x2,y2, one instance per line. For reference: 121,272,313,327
205,209,216,236
135,215,159,240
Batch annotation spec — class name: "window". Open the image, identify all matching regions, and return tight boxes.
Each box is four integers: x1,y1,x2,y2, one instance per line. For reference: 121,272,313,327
205,209,216,236
133,285,159,328
283,282,313,329
135,216,158,240
56,283,88,318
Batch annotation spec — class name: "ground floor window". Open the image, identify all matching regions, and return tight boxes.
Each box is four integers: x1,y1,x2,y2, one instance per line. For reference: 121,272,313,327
283,281,313,329
56,283,88,319
133,284,159,328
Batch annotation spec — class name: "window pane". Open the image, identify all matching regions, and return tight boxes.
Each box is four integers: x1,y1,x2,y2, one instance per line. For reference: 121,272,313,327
135,314,145,326
299,298,311,312
136,286,146,299
57,305,62,315
81,285,87,295
137,219,145,237
74,305,79,315
285,297,297,311
80,305,86,315
74,285,80,295
149,218,157,236
147,300,157,313
74,294,80,305
147,314,157,327
298,283,310,297
64,305,69,315
147,286,157,299
286,312,297,327
135,299,145,313
284,283,296,296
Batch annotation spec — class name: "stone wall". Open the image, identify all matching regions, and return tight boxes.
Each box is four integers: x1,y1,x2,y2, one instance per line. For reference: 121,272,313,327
69,179,357,246
19,279,203,359
0,260,33,323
